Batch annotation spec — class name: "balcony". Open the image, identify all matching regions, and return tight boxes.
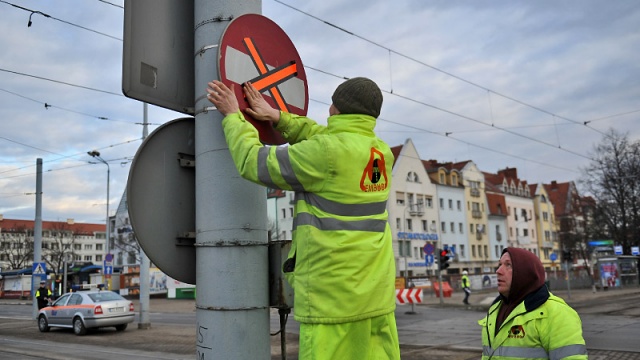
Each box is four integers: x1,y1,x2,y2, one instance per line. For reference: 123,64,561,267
408,203,424,216
541,241,554,249
470,188,480,197
476,232,483,240
472,210,482,219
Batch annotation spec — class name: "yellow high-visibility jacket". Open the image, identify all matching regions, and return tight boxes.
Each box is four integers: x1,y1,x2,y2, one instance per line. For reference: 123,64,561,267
478,287,587,359
222,111,396,324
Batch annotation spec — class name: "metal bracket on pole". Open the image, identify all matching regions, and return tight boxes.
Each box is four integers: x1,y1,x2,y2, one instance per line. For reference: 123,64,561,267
178,153,195,168
176,232,196,246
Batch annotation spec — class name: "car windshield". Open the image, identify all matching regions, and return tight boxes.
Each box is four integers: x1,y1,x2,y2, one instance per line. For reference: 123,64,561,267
87,292,125,303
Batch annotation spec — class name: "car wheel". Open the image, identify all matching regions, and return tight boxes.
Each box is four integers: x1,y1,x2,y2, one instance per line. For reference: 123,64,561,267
115,323,127,331
38,315,50,332
73,317,87,336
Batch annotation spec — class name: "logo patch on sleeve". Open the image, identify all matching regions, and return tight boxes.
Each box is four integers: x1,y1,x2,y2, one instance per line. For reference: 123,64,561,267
360,148,389,192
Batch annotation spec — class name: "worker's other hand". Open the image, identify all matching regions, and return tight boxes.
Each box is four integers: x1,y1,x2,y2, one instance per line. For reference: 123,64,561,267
242,82,281,124
207,80,239,116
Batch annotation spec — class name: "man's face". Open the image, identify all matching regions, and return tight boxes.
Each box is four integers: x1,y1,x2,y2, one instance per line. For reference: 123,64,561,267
496,252,513,297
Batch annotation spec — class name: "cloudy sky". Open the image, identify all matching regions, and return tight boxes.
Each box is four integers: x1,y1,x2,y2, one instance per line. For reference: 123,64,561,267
1,0,638,225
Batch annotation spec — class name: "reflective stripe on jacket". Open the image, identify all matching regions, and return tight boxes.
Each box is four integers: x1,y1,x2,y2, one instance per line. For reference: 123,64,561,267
222,111,396,324
478,287,587,360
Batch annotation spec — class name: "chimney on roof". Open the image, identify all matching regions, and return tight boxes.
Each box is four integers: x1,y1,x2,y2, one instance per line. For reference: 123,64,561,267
499,167,518,179
551,180,558,190
67,218,74,225
0,214,3,221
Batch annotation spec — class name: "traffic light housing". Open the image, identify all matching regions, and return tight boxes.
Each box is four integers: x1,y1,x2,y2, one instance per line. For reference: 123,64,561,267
439,249,450,271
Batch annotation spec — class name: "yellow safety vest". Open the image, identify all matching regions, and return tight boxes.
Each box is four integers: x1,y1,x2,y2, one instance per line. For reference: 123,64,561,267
222,111,396,324
478,289,587,359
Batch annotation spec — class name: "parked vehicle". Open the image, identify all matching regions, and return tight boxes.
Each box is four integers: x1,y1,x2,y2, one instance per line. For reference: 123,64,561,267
37,290,134,335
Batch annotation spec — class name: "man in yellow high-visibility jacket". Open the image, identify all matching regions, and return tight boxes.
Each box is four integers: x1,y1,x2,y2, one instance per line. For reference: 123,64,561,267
207,77,400,359
478,247,587,359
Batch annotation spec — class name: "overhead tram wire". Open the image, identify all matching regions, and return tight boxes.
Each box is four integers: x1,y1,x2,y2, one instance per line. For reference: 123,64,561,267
270,0,609,138
0,0,122,41
0,138,142,177
0,68,123,97
309,97,579,175
0,88,161,126
304,65,594,162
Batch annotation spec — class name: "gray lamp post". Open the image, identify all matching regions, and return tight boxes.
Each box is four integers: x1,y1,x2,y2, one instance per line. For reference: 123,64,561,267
88,150,111,289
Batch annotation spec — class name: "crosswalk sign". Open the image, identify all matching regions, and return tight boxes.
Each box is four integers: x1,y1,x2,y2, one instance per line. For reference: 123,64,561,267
32,262,46,275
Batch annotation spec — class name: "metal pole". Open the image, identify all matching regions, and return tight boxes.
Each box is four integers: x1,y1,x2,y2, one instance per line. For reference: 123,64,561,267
565,259,572,300
438,251,444,305
87,151,111,290
194,1,269,359
32,158,43,319
138,102,150,329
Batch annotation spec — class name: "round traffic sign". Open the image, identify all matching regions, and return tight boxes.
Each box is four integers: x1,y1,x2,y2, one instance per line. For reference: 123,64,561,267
127,117,196,284
218,14,308,145
550,253,557,262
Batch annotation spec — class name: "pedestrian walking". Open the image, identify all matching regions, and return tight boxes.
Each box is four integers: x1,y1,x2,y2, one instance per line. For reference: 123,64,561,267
478,247,587,359
461,270,471,305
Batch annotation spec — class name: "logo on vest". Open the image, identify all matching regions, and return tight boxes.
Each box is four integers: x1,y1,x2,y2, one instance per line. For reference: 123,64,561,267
508,325,525,339
360,148,389,192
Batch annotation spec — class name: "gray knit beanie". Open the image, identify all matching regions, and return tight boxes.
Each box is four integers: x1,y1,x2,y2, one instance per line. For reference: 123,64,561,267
331,77,383,118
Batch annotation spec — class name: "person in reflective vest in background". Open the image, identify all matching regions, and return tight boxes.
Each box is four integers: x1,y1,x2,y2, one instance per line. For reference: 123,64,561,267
207,77,400,359
461,270,471,305
478,247,587,359
35,280,52,310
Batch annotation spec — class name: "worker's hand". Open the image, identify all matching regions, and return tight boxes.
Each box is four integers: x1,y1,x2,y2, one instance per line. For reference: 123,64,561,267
207,80,239,116
242,82,281,124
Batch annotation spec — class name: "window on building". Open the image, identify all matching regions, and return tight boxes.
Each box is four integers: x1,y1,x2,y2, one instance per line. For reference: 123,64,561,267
96,244,103,251
439,173,445,184
523,229,528,237
396,218,401,230
73,244,81,250
439,198,444,209
452,174,458,186
457,200,461,210
459,223,464,233
471,245,477,258
470,224,475,233
459,245,465,258
406,219,412,231
396,192,405,205
448,199,453,209
545,231,550,241
422,220,428,231
289,208,294,217
543,212,549,221
96,255,103,262
425,197,433,208
281,209,286,219
84,244,92,250
84,255,92,261
440,221,446,233
495,245,500,257
450,222,455,233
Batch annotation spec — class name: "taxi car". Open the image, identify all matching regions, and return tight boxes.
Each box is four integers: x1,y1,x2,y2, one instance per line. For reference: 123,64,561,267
37,290,135,335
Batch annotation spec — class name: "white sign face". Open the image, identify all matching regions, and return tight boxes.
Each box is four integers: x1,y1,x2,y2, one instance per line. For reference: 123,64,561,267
632,246,639,256
614,245,623,255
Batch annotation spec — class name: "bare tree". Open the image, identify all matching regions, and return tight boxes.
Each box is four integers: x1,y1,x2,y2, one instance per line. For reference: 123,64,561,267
43,222,78,279
581,128,640,253
0,225,33,270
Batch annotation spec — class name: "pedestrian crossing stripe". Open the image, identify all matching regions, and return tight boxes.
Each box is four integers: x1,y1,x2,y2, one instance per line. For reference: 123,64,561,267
33,263,46,275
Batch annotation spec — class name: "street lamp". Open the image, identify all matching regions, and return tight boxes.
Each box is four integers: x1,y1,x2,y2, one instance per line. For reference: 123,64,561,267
87,150,110,269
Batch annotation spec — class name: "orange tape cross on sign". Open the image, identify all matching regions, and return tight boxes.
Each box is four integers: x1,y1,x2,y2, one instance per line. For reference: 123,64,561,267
243,37,298,113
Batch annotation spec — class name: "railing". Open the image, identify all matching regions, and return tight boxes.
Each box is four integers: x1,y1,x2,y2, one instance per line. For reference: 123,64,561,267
472,210,482,219
408,203,424,216
470,188,480,197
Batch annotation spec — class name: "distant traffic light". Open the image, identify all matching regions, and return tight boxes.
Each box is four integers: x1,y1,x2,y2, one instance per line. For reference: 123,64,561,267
439,249,450,271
